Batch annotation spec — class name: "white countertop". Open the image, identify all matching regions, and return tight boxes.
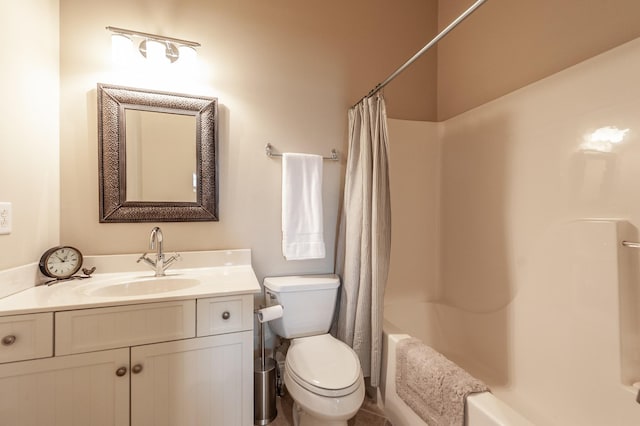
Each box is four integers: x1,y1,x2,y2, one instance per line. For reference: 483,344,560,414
0,250,261,316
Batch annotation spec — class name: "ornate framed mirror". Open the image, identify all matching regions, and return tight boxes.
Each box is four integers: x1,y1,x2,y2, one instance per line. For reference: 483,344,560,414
97,83,218,222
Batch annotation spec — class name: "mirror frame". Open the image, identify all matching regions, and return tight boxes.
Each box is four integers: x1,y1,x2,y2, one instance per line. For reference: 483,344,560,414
97,83,218,222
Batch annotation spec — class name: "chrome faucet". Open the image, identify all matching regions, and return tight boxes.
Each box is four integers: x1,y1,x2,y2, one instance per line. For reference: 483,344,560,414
137,226,181,276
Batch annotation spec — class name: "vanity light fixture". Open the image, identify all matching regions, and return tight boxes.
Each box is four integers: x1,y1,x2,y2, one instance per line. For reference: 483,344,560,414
106,26,200,64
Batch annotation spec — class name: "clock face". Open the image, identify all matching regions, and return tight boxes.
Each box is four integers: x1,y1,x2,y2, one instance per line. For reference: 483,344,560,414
39,246,83,279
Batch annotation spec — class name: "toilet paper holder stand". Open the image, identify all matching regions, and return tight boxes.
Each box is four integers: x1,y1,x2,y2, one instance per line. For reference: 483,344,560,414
254,303,284,425
256,304,283,370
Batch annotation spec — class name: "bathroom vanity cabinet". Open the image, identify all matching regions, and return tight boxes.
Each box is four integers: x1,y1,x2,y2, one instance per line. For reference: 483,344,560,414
0,294,254,426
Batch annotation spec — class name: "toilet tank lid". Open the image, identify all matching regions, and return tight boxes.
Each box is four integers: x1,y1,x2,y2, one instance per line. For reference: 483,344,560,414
263,274,340,292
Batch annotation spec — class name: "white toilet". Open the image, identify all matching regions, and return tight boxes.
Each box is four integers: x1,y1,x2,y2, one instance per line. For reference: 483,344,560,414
263,275,365,426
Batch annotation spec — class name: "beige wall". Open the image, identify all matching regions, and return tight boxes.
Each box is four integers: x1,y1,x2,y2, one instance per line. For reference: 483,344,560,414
437,0,640,120
0,1,60,271
58,0,437,281
4,1,640,275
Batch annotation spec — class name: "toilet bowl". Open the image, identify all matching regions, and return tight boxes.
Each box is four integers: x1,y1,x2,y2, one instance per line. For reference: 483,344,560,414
284,334,365,426
262,275,365,426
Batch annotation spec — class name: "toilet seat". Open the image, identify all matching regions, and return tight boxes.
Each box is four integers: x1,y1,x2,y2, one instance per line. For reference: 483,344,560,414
286,334,361,398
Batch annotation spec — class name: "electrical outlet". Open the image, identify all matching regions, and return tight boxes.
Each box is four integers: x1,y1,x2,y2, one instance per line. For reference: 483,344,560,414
0,202,12,235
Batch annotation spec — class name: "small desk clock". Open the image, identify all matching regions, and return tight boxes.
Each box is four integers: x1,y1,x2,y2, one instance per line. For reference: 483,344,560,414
39,246,83,280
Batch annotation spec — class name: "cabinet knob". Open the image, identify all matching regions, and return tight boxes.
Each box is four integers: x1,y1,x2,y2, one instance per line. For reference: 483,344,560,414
1,335,16,346
222,311,231,320
115,367,127,377
132,364,144,374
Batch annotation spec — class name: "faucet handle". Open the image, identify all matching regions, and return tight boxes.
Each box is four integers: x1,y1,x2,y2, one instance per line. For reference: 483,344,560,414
136,253,149,263
162,253,182,270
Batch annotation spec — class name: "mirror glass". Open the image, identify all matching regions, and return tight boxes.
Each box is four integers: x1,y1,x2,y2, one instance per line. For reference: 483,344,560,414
97,84,218,222
125,110,197,202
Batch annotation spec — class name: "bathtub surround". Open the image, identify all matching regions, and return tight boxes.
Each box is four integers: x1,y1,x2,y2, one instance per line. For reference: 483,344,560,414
281,153,325,260
387,37,640,424
336,95,391,387
395,337,488,425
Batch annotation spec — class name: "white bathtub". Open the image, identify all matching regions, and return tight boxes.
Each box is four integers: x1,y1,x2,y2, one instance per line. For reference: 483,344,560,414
379,302,533,426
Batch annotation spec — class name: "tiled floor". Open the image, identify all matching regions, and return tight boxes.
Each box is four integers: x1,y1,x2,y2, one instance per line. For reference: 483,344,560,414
267,392,393,426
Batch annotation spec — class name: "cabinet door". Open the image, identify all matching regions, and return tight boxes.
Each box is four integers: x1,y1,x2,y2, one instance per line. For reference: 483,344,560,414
131,332,253,426
0,348,130,426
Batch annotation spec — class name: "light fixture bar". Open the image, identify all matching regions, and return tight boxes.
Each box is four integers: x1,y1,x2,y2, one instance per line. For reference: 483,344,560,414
106,26,201,48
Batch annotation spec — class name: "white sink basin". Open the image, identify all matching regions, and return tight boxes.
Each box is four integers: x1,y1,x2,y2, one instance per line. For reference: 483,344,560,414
81,277,200,298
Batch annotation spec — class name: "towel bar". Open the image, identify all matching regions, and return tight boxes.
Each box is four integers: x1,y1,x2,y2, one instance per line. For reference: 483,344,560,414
265,143,339,161
622,241,640,248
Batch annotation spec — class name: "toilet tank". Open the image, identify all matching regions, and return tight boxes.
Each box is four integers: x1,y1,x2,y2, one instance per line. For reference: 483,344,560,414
263,274,340,339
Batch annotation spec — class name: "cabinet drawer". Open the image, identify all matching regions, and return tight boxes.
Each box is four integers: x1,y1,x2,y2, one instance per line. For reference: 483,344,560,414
0,312,53,363
197,295,253,336
56,300,196,355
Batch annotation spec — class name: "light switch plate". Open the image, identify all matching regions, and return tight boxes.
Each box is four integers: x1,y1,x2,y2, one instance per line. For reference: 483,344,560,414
0,202,12,235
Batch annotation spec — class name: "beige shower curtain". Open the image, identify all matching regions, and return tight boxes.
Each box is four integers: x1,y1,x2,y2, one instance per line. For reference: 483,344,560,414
336,94,391,387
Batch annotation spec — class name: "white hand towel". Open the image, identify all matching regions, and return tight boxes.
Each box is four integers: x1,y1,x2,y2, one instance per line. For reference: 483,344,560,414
282,153,326,260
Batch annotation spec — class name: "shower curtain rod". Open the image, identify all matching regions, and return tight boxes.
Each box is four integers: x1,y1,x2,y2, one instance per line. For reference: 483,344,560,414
352,0,489,107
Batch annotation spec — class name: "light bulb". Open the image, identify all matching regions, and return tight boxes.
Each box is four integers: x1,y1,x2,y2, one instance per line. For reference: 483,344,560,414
139,39,169,64
178,45,197,66
111,34,133,65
